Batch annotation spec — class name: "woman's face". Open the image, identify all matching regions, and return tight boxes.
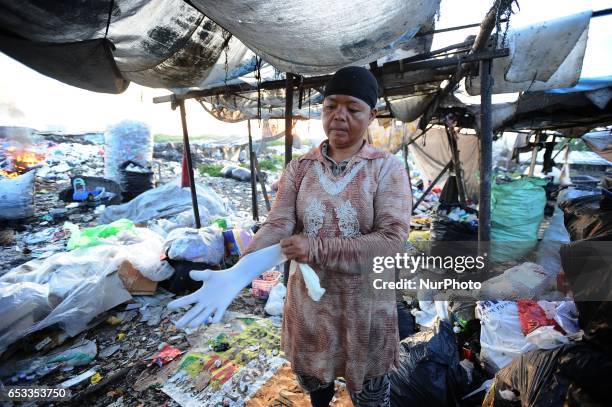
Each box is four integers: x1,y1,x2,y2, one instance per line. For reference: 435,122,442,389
322,94,376,149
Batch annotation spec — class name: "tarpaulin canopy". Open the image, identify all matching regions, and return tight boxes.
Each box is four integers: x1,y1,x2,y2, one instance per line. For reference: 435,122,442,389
0,0,259,91
0,0,440,93
187,0,440,74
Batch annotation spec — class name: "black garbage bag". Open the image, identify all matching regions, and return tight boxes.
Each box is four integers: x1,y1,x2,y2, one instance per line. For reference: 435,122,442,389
482,344,612,407
440,175,460,206
559,193,612,241
390,320,469,407
220,165,239,178
430,204,478,242
396,301,416,340
119,160,154,202
231,167,251,182
430,205,478,260
560,233,612,301
160,257,208,295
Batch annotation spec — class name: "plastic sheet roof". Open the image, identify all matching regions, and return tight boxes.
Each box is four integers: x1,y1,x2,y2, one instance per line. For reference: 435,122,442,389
1,1,610,133
0,0,440,92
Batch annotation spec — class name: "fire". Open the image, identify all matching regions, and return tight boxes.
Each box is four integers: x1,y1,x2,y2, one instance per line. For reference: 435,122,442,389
0,169,19,178
1,145,46,178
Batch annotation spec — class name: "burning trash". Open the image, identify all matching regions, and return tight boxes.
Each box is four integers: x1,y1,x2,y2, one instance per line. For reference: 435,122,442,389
0,143,46,179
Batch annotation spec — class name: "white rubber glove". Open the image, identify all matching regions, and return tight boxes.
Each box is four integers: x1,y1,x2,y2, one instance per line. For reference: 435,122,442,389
168,244,284,328
167,243,325,328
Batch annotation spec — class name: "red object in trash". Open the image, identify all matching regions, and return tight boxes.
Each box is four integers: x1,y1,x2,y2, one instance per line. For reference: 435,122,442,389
252,279,278,300
151,345,182,367
517,300,561,336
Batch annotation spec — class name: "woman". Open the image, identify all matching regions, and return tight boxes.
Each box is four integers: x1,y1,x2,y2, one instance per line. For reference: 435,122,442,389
170,67,411,406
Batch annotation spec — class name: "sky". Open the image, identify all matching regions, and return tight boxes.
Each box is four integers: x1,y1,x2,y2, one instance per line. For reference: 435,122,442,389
0,0,610,137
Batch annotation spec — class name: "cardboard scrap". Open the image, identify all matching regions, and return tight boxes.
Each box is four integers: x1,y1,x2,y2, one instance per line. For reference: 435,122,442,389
118,260,157,295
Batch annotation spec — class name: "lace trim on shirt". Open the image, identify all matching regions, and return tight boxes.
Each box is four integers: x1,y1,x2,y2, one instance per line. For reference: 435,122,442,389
314,160,367,196
335,201,360,237
303,198,325,237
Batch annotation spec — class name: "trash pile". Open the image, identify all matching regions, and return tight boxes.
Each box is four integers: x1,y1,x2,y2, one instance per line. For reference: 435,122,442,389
0,128,307,405
1,128,610,406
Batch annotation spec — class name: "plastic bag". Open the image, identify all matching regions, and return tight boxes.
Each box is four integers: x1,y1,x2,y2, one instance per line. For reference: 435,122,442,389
222,228,254,257
480,262,553,300
65,219,135,250
559,193,612,241
119,160,154,201
230,167,251,182
100,182,227,225
0,169,36,220
0,227,171,354
491,177,547,262
413,300,450,328
264,283,286,316
535,206,570,275
389,320,469,406
483,344,611,407
524,326,569,350
476,301,527,373
163,227,225,264
104,120,153,183
517,300,559,335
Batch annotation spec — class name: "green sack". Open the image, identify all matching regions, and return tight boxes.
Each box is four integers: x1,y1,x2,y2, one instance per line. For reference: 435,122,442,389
491,177,547,261
65,218,135,250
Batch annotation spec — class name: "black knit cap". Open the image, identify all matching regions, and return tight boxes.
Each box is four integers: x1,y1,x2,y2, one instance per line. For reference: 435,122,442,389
323,66,379,109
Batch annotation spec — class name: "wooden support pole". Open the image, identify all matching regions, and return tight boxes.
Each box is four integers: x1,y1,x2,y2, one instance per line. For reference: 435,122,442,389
283,73,295,285
179,99,201,229
248,119,258,221
252,154,271,212
478,58,493,244
284,73,294,167
403,142,415,210
444,122,467,205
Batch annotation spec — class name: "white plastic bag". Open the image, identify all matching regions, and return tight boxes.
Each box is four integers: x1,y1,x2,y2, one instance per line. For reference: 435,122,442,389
0,170,36,220
413,300,450,328
523,325,569,350
100,182,226,225
0,228,171,354
264,283,286,316
163,227,225,264
476,301,527,372
104,120,153,182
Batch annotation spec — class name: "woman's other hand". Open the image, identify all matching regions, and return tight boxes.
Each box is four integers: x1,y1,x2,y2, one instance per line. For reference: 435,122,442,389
280,235,309,262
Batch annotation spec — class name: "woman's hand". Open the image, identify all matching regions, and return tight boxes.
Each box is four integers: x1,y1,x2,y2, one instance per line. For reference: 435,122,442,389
280,235,309,263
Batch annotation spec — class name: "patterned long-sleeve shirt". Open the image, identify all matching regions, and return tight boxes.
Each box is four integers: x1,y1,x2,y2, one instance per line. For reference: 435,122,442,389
243,141,411,391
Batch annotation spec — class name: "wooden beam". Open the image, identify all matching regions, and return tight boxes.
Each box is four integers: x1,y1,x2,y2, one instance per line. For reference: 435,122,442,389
178,99,201,229
478,58,493,244
247,119,258,221
153,49,508,104
284,73,294,167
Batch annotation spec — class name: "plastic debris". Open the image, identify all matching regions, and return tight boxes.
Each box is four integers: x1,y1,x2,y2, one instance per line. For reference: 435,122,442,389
0,170,36,220
264,283,286,316
64,219,135,250
164,227,225,264
90,371,103,384
104,120,153,183
152,345,182,367
59,366,98,388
